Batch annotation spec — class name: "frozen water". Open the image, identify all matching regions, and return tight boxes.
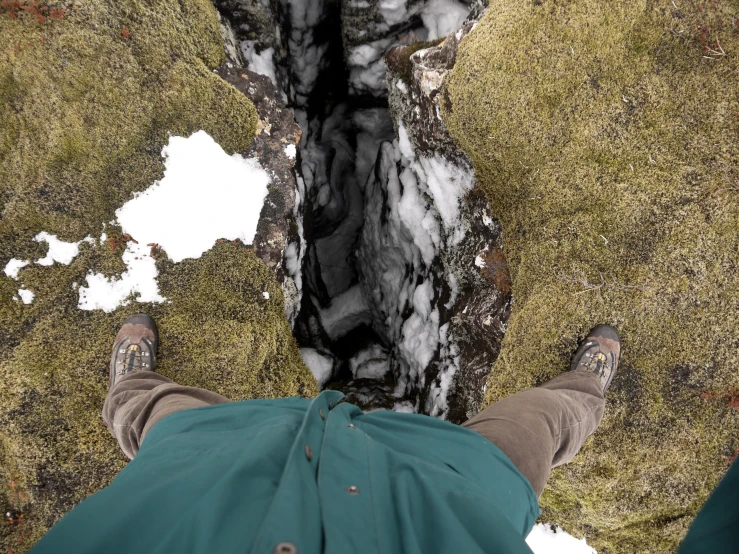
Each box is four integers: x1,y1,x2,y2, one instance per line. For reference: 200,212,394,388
317,285,371,340
349,344,391,379
421,0,470,40
240,41,278,86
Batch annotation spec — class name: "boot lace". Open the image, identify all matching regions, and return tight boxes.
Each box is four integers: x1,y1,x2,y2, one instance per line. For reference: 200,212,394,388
116,344,150,377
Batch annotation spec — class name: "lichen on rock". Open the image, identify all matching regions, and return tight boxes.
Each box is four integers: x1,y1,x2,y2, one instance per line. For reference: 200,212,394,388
443,0,739,550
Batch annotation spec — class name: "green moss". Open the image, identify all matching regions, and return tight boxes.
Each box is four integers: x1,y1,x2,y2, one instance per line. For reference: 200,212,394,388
443,0,739,551
0,2,291,551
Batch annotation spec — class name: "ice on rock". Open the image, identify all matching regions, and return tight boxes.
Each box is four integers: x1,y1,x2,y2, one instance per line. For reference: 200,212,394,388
348,39,395,95
378,0,410,25
398,123,474,232
357,118,477,416
317,285,371,340
399,281,440,384
425,323,460,417
349,344,391,379
240,41,278,87
393,400,415,413
421,0,470,40
300,348,336,388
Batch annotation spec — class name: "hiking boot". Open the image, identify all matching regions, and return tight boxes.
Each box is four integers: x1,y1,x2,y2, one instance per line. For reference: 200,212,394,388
570,324,620,394
109,314,158,387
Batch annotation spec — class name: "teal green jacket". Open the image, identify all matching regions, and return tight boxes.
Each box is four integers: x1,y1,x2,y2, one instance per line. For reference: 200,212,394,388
31,390,539,554
678,456,739,553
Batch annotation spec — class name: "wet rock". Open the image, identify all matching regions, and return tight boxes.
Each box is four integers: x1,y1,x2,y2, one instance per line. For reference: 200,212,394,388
216,65,305,322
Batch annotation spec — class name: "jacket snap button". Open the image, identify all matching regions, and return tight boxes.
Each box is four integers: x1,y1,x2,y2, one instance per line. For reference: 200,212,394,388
319,409,325,419
305,445,312,461
274,542,297,554
348,424,355,429
346,485,359,495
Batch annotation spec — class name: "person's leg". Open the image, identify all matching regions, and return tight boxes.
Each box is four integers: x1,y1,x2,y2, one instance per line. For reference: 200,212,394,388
463,324,620,497
462,369,604,497
102,371,230,459
104,313,230,459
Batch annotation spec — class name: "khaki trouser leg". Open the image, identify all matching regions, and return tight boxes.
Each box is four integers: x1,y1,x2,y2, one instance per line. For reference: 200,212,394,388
462,369,605,498
102,372,230,459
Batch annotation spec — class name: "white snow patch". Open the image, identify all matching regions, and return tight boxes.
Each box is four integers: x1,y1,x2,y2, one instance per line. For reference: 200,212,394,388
263,291,270,300
116,131,270,263
395,80,408,93
80,131,268,312
284,144,297,159
35,232,92,266
526,524,597,554
300,348,335,388
4,259,29,279
17,288,35,304
240,41,278,86
78,242,164,312
421,0,470,40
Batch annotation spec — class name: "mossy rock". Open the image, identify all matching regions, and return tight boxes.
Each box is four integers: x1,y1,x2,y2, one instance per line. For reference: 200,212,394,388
0,2,315,551
443,0,739,551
